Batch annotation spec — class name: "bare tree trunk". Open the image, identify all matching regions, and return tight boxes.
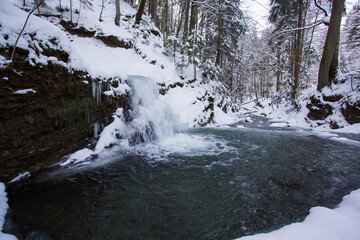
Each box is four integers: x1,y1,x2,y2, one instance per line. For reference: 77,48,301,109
70,0,73,23
189,0,198,33
10,0,44,64
150,0,157,25
76,0,82,25
292,0,304,100
276,70,280,93
161,0,169,41
135,0,146,25
115,0,121,26
59,0,63,19
176,3,185,38
215,0,223,67
317,0,345,90
183,0,190,41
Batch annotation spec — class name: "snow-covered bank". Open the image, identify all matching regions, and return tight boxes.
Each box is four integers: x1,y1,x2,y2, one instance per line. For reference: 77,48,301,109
0,183,17,240
236,188,360,240
241,74,360,136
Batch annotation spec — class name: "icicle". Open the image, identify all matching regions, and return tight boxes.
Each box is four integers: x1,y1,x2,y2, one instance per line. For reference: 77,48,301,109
92,80,103,105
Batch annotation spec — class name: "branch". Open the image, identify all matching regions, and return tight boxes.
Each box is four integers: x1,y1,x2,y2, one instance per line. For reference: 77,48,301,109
272,20,323,38
10,0,45,64
314,0,328,16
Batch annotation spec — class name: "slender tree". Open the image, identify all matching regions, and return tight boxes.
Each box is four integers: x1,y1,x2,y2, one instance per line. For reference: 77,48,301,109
135,0,147,25
115,0,121,26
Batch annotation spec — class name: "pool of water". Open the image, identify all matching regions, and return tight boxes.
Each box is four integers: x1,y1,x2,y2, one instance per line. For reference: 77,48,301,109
4,127,360,240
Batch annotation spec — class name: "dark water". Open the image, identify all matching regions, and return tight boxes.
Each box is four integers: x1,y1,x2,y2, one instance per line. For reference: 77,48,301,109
4,127,360,240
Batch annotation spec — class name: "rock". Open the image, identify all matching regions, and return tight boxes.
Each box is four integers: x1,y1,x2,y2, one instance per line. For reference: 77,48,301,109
307,95,333,120
95,35,133,49
323,94,342,102
0,62,124,182
341,101,360,124
60,20,96,38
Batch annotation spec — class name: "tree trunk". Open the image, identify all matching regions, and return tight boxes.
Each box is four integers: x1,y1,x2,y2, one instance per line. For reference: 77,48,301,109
161,0,169,41
135,0,147,25
189,1,198,33
276,70,280,93
292,0,304,100
175,3,185,38
215,0,223,67
183,0,190,41
70,0,73,23
150,0,157,25
317,0,345,90
115,0,121,26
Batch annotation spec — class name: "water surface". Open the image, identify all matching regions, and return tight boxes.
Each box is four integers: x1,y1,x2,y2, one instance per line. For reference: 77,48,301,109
5,127,360,240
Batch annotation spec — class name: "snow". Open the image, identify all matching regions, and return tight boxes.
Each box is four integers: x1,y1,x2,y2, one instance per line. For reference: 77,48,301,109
0,183,18,240
235,188,360,240
12,89,36,94
60,148,94,166
9,172,30,183
269,122,289,128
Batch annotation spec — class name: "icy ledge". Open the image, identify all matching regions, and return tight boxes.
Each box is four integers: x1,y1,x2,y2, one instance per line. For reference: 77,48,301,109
0,183,17,240
236,188,360,240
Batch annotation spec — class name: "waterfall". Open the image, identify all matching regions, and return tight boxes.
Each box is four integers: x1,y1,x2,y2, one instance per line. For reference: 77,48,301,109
95,75,178,152
127,75,177,143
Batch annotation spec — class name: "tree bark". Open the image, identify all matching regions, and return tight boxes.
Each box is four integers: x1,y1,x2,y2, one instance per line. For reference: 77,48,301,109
149,0,157,25
183,0,190,41
176,3,185,38
189,0,198,33
115,0,121,26
215,0,223,67
161,0,169,41
317,0,345,90
292,0,304,100
135,0,147,25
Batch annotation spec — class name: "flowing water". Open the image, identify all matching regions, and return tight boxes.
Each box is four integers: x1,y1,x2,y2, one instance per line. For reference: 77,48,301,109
4,128,360,240
4,76,360,240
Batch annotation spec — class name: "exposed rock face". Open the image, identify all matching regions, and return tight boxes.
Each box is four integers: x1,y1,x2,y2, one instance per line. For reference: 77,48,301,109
341,102,360,124
306,95,333,121
0,62,124,182
306,92,360,128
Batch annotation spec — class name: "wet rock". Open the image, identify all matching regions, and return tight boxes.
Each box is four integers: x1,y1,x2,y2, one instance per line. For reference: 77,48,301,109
268,176,301,189
341,101,360,124
306,95,333,120
0,62,124,182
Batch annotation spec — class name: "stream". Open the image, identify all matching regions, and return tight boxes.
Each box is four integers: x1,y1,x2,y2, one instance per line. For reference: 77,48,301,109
4,126,360,240
3,76,360,240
